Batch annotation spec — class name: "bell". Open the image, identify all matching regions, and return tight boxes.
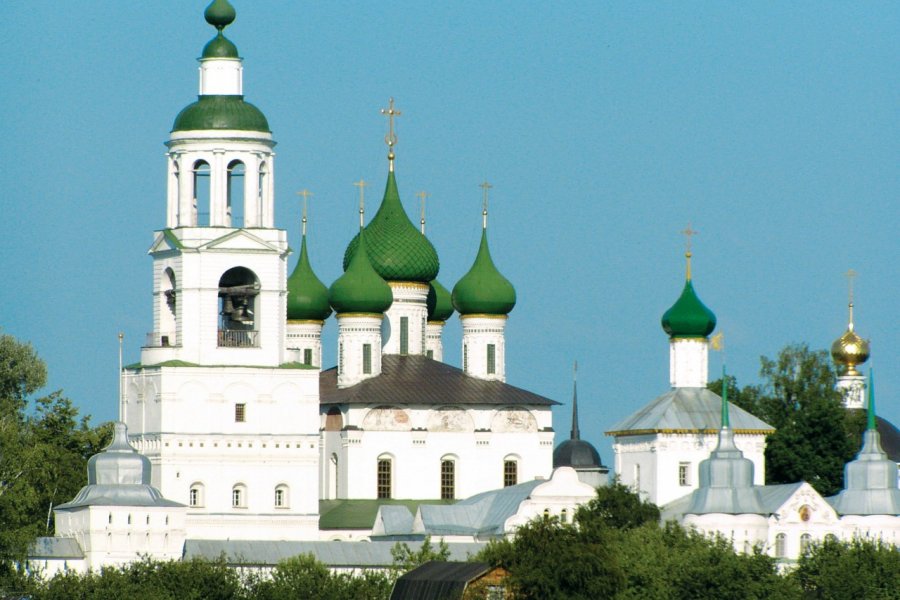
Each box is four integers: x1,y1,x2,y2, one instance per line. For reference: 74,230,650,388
221,295,235,316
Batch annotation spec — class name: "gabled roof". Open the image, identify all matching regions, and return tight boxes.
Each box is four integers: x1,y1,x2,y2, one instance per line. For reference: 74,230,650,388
414,480,544,537
606,387,773,435
321,355,558,407
319,499,452,530
390,561,496,600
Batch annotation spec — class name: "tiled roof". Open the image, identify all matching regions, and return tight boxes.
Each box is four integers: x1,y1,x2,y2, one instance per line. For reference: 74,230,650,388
606,387,773,435
321,355,558,407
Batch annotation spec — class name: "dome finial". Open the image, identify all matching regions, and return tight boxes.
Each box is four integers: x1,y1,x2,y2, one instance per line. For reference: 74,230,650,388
681,223,698,281
205,0,237,32
571,360,580,440
845,268,857,331
417,191,429,234
296,190,313,237
480,180,493,230
831,270,869,375
353,179,369,229
380,98,401,172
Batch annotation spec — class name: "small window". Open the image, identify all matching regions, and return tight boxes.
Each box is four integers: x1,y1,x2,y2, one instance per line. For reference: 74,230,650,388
634,464,641,492
400,317,409,355
377,458,392,499
339,342,344,375
487,344,496,374
303,348,312,365
775,533,786,558
503,459,518,488
426,349,434,359
800,533,812,554
108,513,113,524
235,403,246,422
189,483,204,507
127,514,132,525
463,344,468,371
232,485,246,508
275,485,289,508
561,508,568,523
441,459,455,500
363,343,372,374
679,462,690,486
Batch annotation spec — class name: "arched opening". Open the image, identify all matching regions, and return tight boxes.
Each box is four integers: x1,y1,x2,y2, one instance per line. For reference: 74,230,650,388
503,456,518,488
256,161,268,226
218,267,260,347
232,483,247,508
274,484,289,508
440,456,456,500
377,455,393,499
774,533,786,558
159,268,177,345
192,160,210,226
189,482,205,508
226,160,245,228
330,453,339,499
800,533,812,555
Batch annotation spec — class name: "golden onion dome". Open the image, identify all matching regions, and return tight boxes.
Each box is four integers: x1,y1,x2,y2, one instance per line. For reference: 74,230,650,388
831,323,870,375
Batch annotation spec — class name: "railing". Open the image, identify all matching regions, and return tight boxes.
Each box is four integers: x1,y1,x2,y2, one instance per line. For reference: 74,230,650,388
218,329,259,348
145,331,178,348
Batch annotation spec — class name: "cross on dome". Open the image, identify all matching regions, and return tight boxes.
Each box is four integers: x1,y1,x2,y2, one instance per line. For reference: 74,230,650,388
417,191,429,234
681,223,699,280
380,98,402,170
353,179,368,227
296,190,313,235
480,180,493,229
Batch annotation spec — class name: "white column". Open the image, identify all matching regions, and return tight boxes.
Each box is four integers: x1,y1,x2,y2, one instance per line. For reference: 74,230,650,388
425,321,445,361
177,155,195,227
286,321,324,367
460,315,507,382
382,283,429,356
166,155,178,228
243,154,260,228
210,150,226,226
669,338,709,388
336,315,383,388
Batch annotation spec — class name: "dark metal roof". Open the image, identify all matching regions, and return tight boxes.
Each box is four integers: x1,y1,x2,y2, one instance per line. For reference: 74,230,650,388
876,416,900,463
390,561,494,600
553,439,606,469
321,355,558,407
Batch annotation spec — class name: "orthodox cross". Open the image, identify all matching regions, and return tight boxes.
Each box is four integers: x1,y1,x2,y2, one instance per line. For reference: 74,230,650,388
353,179,368,227
417,191,429,234
480,180,493,229
681,223,698,279
845,268,857,328
296,189,313,235
381,98,401,169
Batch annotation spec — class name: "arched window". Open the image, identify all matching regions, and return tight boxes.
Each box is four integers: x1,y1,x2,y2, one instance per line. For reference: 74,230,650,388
377,456,392,499
158,268,177,345
226,160,245,228
441,457,456,500
218,267,260,347
800,533,812,555
561,508,568,523
503,457,518,488
274,484,289,508
189,483,205,508
192,160,210,226
232,484,247,508
775,533,786,558
330,453,339,499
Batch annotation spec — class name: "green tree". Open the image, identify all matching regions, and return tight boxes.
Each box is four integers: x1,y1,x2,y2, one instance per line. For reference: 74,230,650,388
390,535,450,573
709,343,860,496
791,537,900,600
574,479,660,533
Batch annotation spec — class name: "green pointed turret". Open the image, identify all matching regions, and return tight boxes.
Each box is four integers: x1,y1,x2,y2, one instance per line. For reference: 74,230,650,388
427,280,454,322
661,279,716,338
342,172,439,283
452,229,516,315
329,229,393,315
287,235,332,321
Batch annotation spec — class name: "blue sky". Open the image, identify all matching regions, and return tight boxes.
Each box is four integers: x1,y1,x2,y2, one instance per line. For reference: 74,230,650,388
2,2,898,456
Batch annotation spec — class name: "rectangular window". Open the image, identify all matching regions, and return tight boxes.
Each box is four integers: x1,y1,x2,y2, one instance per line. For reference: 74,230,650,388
275,488,285,508
426,349,434,359
189,488,199,507
679,462,690,486
338,342,343,375
463,344,468,372
232,488,242,508
235,403,246,423
503,460,518,487
400,317,409,355
487,344,496,374
303,348,312,365
363,343,372,374
441,460,455,500
377,459,392,499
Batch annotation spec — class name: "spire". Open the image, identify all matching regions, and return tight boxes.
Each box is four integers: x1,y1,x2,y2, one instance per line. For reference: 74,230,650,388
381,98,401,172
681,223,698,281
571,361,581,440
721,365,730,429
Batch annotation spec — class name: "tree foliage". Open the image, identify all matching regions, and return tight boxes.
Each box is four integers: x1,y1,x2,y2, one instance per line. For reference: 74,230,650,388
390,535,450,573
709,343,861,496
791,537,900,600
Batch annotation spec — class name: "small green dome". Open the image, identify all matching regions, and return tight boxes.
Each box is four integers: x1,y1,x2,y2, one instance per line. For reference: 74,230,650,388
661,279,717,338
427,280,454,322
172,95,270,132
205,0,236,29
452,230,516,315
287,235,332,321
329,230,393,315
202,33,239,59
342,172,439,283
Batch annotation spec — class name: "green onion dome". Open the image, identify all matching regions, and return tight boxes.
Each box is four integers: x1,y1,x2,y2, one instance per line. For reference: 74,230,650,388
427,280,454,322
172,96,270,132
342,172,439,283
661,279,717,339
452,229,516,316
287,235,332,321
329,229,393,315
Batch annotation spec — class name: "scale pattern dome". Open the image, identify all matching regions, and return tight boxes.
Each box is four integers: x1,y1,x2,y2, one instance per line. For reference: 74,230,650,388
343,173,439,283
329,231,393,314
427,280,454,322
452,230,516,315
661,280,716,338
287,236,332,321
831,328,870,373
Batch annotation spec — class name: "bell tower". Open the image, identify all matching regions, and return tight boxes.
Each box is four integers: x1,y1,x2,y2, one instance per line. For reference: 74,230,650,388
123,0,320,542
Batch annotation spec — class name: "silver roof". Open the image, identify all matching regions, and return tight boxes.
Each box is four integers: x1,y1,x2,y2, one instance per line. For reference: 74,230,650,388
607,387,773,435
663,482,806,521
183,540,485,567
56,422,184,510
685,428,764,515
828,429,900,516
29,537,85,559
373,505,416,536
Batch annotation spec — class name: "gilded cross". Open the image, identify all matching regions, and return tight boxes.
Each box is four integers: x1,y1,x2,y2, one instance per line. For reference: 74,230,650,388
417,191,429,234
353,179,368,227
681,223,699,254
381,98,402,169
296,190,313,236
480,180,493,229
845,269,858,328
